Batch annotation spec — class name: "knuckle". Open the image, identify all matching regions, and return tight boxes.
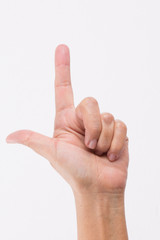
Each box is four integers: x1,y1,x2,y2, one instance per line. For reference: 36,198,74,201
115,120,127,132
102,113,114,124
24,131,34,147
83,97,98,106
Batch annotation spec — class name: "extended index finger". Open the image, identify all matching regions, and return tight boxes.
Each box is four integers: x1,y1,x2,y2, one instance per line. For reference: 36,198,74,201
55,44,74,113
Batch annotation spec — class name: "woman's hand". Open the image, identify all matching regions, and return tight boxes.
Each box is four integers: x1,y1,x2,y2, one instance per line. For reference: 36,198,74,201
6,44,129,195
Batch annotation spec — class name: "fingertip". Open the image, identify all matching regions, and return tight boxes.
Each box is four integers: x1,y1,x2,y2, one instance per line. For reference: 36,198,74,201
87,139,97,150
107,153,118,162
55,44,70,66
56,44,69,51
6,135,15,143
6,130,32,144
6,132,18,144
95,149,103,156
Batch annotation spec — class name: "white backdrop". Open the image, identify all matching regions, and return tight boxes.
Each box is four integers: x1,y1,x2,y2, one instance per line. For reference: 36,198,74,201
0,0,160,239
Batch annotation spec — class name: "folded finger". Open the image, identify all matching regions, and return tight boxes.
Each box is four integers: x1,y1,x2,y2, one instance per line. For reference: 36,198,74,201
95,113,115,155
75,97,102,149
107,120,127,161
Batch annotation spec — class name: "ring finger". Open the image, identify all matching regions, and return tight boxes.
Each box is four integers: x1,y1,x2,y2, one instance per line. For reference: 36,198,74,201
95,113,115,155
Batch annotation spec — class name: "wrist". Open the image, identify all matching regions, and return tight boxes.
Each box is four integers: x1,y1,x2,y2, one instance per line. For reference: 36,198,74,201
73,189,125,211
73,190,128,240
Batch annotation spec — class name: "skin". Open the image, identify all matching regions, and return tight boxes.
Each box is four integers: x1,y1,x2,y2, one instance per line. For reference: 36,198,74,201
6,44,129,240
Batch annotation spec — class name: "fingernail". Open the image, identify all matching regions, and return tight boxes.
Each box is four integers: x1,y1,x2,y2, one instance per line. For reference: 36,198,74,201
6,136,17,143
108,153,117,161
6,131,24,144
6,138,14,143
88,139,97,149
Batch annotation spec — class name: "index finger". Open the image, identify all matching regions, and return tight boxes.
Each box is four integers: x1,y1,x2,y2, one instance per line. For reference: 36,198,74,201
54,44,74,113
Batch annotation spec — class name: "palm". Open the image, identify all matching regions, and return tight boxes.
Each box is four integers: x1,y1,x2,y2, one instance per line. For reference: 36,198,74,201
53,107,129,193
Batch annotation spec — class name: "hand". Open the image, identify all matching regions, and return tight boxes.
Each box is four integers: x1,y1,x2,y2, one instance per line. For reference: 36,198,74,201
6,44,129,195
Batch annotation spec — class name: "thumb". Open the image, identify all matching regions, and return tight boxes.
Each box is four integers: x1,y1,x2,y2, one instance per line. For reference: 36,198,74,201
6,130,56,163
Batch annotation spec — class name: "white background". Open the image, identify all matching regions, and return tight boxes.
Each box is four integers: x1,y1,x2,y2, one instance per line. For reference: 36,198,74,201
0,0,160,239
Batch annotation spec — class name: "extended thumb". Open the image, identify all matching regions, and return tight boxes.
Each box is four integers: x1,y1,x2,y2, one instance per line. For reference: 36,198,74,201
6,130,56,162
